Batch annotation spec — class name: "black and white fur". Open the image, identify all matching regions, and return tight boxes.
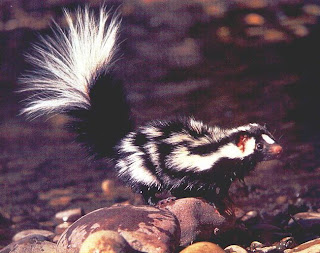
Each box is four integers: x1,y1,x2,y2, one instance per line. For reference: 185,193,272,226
20,6,282,212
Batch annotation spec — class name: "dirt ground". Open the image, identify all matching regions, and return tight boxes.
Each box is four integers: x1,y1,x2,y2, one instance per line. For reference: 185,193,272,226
1,0,320,249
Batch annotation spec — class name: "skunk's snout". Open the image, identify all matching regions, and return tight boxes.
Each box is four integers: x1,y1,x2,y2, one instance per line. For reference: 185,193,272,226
269,144,283,156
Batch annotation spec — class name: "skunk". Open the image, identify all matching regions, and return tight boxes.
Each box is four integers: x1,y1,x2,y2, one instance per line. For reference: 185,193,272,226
20,6,282,212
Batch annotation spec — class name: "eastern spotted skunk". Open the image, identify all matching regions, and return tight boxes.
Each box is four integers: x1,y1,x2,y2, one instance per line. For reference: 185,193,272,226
20,6,282,212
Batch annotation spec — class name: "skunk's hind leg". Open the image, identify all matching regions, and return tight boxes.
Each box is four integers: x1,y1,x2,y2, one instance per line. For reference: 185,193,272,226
134,184,172,206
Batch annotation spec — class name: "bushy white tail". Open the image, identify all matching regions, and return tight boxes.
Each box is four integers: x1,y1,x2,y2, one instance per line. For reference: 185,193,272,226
20,6,120,118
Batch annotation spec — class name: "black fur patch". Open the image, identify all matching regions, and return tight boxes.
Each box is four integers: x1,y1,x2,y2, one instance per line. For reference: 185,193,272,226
68,73,133,158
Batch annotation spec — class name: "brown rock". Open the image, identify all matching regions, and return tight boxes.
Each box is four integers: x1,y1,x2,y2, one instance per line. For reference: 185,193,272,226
180,241,225,253
101,179,138,203
79,230,134,253
244,13,265,26
55,222,72,235
276,195,288,205
241,210,259,225
54,208,84,223
101,179,117,199
284,238,320,253
303,4,320,16
264,29,287,42
250,241,264,250
159,198,235,247
224,245,248,253
57,204,180,253
254,245,277,252
12,229,55,242
49,196,72,207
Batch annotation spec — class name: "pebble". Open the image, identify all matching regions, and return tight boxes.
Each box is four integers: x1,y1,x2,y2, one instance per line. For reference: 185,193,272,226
241,210,259,224
180,241,225,253
264,29,287,42
57,204,180,253
54,208,83,223
216,26,232,43
284,238,320,253
167,38,202,68
101,179,117,199
277,237,295,251
276,195,288,205
159,197,234,247
54,222,72,235
224,244,248,253
244,13,265,26
101,179,135,201
254,245,277,252
303,4,320,16
250,241,265,251
49,196,72,207
288,212,320,230
79,230,135,253
12,229,55,242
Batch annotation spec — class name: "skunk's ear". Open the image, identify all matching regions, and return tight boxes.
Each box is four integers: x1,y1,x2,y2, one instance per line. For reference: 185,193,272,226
236,134,249,152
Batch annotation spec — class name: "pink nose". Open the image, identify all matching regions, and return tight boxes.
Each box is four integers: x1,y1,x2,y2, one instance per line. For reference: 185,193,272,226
270,144,282,155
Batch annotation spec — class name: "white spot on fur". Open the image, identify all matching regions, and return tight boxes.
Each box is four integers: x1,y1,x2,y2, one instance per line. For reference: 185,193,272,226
116,135,160,187
168,138,256,172
262,134,275,144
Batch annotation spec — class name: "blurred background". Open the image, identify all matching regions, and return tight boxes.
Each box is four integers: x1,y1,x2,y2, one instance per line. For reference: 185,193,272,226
1,0,320,249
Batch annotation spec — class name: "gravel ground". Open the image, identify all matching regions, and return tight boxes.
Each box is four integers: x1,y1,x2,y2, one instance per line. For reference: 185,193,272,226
1,0,320,249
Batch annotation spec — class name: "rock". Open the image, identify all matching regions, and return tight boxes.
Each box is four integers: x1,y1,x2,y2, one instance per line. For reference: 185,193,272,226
303,4,320,16
159,197,235,247
12,229,55,242
54,208,84,223
101,179,136,202
101,179,117,199
10,240,57,253
244,13,265,26
276,237,295,251
276,195,288,205
55,222,72,235
57,204,180,253
79,230,135,253
0,235,56,253
216,26,231,43
254,245,277,252
167,38,202,68
241,210,259,225
224,244,248,253
250,241,265,250
263,29,287,42
49,196,72,207
284,238,320,253
288,212,320,230
179,241,225,253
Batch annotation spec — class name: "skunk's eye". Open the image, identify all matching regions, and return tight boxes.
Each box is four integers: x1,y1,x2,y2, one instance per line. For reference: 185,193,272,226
256,143,264,150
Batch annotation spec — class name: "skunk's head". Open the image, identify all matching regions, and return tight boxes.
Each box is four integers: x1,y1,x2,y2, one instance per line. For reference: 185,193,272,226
234,123,282,163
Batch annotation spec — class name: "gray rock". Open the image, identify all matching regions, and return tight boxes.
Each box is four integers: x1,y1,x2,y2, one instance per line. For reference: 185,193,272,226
0,235,56,253
12,229,55,242
288,212,320,230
